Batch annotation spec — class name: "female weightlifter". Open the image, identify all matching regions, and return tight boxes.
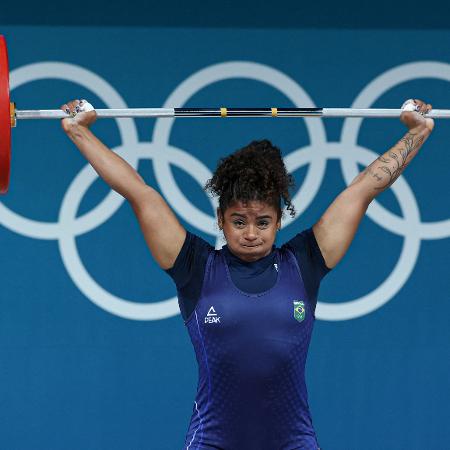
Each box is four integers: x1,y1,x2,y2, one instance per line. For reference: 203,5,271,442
61,98,433,450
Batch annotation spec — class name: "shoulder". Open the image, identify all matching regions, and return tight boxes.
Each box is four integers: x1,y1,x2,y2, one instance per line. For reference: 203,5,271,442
165,230,214,288
282,228,316,252
281,227,330,313
164,231,216,321
281,227,330,277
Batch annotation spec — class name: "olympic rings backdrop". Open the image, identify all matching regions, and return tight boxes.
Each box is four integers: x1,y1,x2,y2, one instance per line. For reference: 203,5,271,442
0,26,449,450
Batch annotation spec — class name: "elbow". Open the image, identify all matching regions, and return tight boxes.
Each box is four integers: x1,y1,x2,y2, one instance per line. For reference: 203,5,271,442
351,175,378,206
112,175,148,204
343,183,373,209
128,185,161,211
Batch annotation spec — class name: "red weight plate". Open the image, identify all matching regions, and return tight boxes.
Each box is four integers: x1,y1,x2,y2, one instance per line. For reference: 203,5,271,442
0,35,11,194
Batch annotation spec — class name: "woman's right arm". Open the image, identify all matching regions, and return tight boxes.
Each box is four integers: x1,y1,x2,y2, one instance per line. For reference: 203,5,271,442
61,99,185,270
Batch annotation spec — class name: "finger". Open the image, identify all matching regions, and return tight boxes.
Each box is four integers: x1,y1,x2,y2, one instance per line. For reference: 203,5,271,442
67,99,80,109
70,100,82,116
67,101,78,117
414,99,424,109
415,100,427,115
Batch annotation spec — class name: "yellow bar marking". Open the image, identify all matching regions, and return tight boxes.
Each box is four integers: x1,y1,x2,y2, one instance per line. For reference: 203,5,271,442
271,107,278,117
10,102,16,128
220,107,227,118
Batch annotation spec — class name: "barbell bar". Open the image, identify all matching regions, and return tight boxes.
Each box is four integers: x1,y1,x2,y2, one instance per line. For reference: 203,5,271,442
1,34,450,194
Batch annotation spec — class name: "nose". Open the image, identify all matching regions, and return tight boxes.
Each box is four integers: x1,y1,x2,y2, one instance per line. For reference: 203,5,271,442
244,225,258,241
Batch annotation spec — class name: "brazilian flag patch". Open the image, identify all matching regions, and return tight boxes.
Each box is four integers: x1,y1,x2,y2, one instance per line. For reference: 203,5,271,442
293,300,306,322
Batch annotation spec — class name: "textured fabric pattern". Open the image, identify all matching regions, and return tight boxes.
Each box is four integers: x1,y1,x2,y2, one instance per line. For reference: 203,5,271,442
166,228,329,320
184,246,321,450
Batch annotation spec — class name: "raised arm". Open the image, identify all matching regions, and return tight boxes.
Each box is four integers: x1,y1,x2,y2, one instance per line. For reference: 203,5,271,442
61,99,185,269
313,99,434,269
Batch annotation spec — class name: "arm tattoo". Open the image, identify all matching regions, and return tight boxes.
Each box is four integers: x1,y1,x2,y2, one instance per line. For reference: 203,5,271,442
363,131,425,191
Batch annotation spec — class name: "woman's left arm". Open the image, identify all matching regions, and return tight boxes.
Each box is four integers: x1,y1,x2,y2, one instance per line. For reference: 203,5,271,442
313,99,435,269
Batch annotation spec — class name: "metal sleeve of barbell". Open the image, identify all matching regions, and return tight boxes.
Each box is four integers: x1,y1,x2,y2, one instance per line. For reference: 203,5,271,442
15,108,176,119
322,108,450,118
14,107,450,119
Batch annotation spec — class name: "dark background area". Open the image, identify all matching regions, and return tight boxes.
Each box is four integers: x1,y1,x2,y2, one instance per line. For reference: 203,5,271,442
1,0,449,29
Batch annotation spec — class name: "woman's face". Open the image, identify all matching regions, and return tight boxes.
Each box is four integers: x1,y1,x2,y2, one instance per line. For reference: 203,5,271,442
218,200,281,262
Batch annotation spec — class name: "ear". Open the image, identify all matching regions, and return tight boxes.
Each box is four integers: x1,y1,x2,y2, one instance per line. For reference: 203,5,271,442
217,207,223,229
277,219,281,231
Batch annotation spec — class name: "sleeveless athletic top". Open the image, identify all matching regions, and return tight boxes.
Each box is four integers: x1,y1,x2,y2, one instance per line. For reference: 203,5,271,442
183,245,320,450
167,229,328,322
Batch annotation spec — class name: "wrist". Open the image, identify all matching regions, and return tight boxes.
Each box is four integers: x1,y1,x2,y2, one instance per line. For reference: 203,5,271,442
407,122,431,135
64,121,90,139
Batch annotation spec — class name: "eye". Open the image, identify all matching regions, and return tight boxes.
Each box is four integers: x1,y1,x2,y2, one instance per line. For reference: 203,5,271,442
258,221,269,228
233,220,245,227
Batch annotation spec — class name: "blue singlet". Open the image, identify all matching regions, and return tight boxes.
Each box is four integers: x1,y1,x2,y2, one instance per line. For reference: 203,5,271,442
167,229,329,450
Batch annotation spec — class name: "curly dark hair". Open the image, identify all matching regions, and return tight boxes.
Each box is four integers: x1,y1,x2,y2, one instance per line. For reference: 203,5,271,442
204,139,296,220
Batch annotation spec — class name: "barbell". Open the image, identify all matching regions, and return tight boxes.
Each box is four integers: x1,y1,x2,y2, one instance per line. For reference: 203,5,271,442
1,34,450,194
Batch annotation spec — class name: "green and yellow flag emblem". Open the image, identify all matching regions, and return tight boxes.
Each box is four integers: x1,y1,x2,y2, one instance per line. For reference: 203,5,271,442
293,300,306,322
